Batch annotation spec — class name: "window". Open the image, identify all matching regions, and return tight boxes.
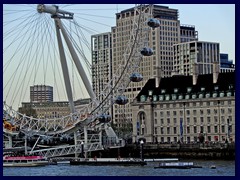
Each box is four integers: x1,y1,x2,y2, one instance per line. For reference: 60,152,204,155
228,108,232,114
193,110,197,115
214,126,218,133
194,117,197,124
221,116,225,124
207,117,211,124
180,110,183,116
200,117,204,123
194,126,197,133
173,111,177,116
161,137,164,143
161,127,164,134
167,111,170,116
174,127,177,134
187,127,190,134
214,116,218,123
221,125,225,133
167,127,170,134
167,118,170,124
207,126,211,133
161,119,164,125
167,137,171,143
207,109,211,115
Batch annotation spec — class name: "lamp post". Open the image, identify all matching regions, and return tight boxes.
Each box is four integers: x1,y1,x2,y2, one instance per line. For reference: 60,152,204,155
148,90,154,143
81,141,84,158
140,140,144,161
183,102,186,143
218,100,221,142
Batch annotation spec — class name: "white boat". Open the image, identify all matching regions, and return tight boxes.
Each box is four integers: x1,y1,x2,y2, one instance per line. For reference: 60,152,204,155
154,162,202,169
3,155,49,167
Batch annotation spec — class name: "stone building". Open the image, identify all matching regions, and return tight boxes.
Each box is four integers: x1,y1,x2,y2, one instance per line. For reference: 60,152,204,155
131,71,235,144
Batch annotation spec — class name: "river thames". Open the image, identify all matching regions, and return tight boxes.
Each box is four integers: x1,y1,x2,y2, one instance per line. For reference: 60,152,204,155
3,159,235,176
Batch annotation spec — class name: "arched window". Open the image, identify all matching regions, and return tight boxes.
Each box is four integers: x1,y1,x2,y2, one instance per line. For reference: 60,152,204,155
137,111,147,135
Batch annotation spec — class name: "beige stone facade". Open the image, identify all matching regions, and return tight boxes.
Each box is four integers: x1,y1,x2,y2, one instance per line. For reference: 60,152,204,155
131,72,235,144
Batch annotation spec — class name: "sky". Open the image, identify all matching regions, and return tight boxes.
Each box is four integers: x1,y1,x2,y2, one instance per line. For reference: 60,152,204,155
3,4,235,110
67,4,235,62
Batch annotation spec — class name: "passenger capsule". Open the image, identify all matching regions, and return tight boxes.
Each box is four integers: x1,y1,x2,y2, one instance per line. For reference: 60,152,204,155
97,114,111,123
130,73,143,82
115,95,128,105
147,18,160,29
140,47,153,56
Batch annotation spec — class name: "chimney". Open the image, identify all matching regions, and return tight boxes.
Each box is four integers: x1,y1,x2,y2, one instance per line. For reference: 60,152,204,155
192,63,198,85
213,61,220,84
155,66,162,88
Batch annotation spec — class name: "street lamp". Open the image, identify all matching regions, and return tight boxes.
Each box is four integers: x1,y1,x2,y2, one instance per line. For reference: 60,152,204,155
140,140,144,161
148,90,154,143
81,141,84,158
218,100,221,142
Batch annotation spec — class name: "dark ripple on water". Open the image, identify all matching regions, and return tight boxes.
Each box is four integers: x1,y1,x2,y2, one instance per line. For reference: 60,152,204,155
3,160,235,176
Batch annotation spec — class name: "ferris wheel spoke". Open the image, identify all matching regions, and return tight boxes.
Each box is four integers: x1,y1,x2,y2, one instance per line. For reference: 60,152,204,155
3,4,153,138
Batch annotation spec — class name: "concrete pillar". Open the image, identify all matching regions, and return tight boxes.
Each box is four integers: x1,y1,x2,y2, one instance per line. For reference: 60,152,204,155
213,61,220,84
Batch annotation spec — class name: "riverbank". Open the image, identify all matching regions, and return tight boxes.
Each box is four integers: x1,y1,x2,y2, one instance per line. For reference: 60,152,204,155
91,143,235,160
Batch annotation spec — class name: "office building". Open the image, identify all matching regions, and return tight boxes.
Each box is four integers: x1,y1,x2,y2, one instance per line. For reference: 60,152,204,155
91,32,113,114
220,53,235,73
111,5,180,129
30,85,53,102
173,41,220,76
180,24,198,43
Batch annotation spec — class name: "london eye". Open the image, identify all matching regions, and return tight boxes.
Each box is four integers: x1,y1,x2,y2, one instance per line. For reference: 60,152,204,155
3,4,157,157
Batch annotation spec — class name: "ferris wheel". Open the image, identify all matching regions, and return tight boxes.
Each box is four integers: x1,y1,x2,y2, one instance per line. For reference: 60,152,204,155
3,4,159,154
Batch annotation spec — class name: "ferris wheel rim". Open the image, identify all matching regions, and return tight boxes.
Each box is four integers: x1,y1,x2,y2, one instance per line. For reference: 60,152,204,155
3,4,152,135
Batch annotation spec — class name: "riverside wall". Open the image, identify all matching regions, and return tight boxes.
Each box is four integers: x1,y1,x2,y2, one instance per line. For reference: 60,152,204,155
93,143,235,160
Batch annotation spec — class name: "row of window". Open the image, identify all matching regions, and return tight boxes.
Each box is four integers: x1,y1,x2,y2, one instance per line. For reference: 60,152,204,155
154,115,233,126
152,125,232,135
140,91,234,102
153,135,228,143
155,108,233,117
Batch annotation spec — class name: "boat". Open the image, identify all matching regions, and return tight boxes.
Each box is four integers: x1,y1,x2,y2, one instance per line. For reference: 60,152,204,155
3,155,49,167
154,162,202,169
70,158,147,166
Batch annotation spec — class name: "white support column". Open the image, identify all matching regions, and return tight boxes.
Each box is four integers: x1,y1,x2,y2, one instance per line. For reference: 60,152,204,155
84,126,88,158
55,18,97,103
99,130,102,148
25,136,28,155
74,131,78,158
8,135,12,148
54,19,75,113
